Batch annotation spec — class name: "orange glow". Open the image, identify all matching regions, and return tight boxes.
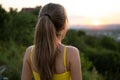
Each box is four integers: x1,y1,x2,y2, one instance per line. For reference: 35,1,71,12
90,19,103,29
91,20,101,26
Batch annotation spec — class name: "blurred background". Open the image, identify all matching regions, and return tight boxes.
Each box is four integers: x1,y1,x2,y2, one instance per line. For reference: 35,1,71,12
0,0,120,80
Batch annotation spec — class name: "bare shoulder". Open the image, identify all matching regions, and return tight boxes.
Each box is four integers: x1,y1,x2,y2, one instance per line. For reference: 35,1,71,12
65,46,80,64
23,45,34,61
65,46,82,80
66,46,80,57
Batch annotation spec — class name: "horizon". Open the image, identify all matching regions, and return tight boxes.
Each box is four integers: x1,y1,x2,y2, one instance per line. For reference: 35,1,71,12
0,0,120,28
69,23,120,29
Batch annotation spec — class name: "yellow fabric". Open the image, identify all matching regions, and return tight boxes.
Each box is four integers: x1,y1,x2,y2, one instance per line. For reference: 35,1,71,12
30,46,71,80
64,47,67,68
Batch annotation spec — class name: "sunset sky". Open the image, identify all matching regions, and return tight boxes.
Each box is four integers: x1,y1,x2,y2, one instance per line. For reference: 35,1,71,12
0,0,120,27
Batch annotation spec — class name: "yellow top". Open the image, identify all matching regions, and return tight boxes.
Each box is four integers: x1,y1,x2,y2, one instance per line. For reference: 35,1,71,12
30,46,71,80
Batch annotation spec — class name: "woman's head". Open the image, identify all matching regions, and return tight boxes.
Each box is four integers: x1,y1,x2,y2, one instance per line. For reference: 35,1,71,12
39,3,68,38
34,3,68,80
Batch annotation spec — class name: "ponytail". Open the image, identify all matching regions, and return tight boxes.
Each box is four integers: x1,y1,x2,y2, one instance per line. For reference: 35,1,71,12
34,15,57,80
34,3,66,80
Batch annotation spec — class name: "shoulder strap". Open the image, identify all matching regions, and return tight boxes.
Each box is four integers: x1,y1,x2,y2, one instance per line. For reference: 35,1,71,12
30,46,34,66
63,46,67,68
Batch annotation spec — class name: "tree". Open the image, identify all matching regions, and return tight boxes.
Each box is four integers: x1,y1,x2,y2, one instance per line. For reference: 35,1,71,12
0,5,9,40
99,36,118,51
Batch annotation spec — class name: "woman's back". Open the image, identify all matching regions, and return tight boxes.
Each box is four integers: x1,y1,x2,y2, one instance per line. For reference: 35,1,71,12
27,44,82,80
30,44,71,80
21,44,82,80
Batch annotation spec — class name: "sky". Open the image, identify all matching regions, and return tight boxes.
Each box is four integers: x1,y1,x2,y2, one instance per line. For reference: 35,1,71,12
0,0,120,27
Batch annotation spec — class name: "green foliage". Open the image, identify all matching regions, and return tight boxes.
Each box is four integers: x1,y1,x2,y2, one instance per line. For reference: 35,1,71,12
0,40,26,80
63,29,120,80
11,12,36,45
80,53,104,80
31,7,40,16
84,35,98,48
0,6,9,40
80,53,93,72
77,30,86,37
99,36,118,51
1,9,37,45
0,6,35,80
83,68,104,80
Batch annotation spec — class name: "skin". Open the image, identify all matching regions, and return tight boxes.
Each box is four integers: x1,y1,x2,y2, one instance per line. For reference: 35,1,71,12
21,20,82,80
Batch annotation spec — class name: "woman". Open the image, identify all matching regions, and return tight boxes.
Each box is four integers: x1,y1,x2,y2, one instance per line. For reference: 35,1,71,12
21,3,82,80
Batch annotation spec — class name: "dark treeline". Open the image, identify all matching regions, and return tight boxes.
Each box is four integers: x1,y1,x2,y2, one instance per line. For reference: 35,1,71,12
0,5,120,80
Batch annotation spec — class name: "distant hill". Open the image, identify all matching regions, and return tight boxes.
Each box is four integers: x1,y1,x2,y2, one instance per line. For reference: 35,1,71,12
102,24,120,30
69,24,120,31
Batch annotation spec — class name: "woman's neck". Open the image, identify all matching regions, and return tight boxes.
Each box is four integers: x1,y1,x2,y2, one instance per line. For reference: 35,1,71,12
56,37,62,44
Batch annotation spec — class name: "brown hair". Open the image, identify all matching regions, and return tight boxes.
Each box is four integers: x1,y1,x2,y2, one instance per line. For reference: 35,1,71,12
34,3,67,80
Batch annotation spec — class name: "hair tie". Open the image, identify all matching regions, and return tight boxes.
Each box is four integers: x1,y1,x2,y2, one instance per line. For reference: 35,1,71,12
44,14,52,20
44,13,54,26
